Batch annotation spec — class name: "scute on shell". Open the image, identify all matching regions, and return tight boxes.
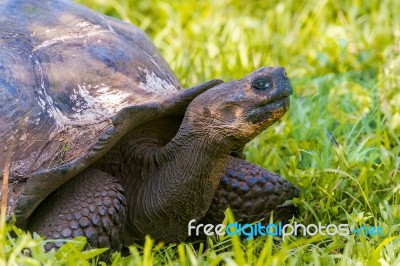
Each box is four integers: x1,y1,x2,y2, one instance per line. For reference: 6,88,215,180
0,0,210,225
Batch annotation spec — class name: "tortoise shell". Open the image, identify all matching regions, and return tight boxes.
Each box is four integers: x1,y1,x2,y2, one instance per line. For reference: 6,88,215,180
0,0,215,225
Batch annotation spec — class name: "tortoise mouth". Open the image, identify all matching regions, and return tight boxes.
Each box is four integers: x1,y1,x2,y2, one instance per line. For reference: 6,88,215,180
245,96,290,124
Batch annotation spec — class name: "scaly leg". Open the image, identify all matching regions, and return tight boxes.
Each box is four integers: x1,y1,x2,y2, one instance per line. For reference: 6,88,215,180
28,168,126,250
203,156,299,225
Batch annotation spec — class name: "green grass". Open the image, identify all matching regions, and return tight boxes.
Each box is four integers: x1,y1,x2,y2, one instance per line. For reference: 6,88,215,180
2,0,400,265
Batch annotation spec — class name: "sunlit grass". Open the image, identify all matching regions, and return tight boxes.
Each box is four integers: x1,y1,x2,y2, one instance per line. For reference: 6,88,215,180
1,0,400,265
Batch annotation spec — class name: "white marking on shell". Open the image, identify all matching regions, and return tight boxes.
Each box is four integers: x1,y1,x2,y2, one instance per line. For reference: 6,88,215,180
19,133,27,141
34,57,69,128
138,67,178,97
143,51,165,73
34,55,130,126
67,84,132,123
142,51,177,85
33,21,110,51
76,21,91,28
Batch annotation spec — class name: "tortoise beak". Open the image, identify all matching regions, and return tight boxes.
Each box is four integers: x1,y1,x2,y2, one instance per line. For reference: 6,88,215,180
244,96,290,124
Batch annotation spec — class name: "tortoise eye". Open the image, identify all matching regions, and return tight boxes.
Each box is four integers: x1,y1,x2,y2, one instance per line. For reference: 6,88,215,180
252,78,271,90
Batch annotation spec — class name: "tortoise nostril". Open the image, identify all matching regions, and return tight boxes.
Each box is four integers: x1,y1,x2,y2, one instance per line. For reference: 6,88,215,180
281,68,288,78
277,67,288,78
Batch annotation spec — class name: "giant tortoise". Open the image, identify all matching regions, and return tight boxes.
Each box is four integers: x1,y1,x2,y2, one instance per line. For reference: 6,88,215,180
0,0,299,250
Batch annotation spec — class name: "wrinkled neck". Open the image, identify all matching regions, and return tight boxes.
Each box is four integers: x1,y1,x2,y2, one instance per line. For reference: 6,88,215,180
126,124,233,242
161,125,231,162
153,124,234,210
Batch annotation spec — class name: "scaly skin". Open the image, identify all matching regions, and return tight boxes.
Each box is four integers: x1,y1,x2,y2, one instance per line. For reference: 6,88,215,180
203,156,299,225
28,156,298,250
28,169,126,250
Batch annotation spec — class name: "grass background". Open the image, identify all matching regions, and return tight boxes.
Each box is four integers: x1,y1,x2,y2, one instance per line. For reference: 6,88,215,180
1,0,400,265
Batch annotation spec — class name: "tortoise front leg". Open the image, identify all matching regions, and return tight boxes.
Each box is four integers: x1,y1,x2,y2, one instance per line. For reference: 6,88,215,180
202,156,299,225
28,168,126,251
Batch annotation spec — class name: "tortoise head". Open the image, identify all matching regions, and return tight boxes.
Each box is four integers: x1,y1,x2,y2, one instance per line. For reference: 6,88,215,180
184,67,292,147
